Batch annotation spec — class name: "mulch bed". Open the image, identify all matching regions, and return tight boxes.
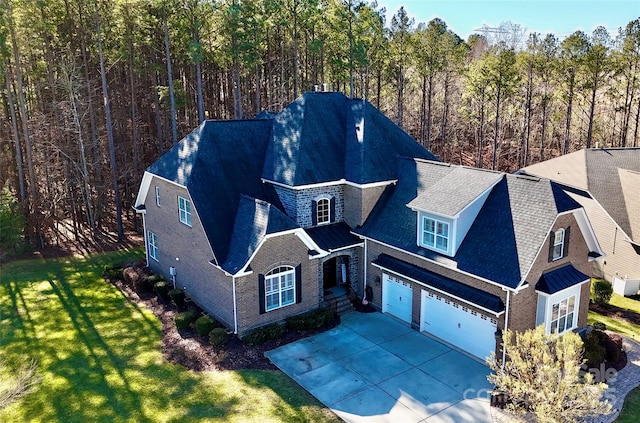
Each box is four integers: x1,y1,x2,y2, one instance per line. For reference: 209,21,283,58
590,301,640,327
108,267,340,372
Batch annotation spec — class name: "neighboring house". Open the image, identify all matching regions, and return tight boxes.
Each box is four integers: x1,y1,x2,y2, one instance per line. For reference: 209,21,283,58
135,91,603,361
523,148,640,296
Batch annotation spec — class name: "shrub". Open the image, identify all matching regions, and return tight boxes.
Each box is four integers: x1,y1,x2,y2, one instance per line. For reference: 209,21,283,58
593,321,607,331
102,265,123,281
592,279,613,306
154,281,171,300
209,328,228,347
488,326,611,422
195,315,219,336
169,288,186,309
243,323,286,345
174,308,197,330
147,274,164,284
583,330,607,367
286,307,336,331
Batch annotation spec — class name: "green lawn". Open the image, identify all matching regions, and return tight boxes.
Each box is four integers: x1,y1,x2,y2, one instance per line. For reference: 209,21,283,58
588,293,640,339
617,387,640,423
0,250,339,422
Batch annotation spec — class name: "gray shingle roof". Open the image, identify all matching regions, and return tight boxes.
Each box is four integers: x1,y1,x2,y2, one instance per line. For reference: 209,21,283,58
262,92,437,186
372,253,505,313
406,164,502,216
523,148,640,243
146,119,283,267
536,264,589,294
222,196,298,274
356,158,582,289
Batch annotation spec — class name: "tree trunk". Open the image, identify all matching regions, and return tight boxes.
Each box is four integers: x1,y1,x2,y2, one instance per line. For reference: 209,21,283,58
477,88,486,168
586,80,598,148
492,85,502,170
5,68,26,204
97,16,124,241
563,78,574,155
164,19,178,145
426,75,433,150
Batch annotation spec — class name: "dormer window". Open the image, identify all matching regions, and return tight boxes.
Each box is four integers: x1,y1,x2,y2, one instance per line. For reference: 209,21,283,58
422,216,449,252
317,198,330,224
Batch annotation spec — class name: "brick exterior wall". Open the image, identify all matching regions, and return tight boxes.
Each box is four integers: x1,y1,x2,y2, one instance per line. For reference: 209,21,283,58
317,247,362,299
235,233,320,336
344,184,388,227
274,184,344,228
143,177,235,328
363,211,594,339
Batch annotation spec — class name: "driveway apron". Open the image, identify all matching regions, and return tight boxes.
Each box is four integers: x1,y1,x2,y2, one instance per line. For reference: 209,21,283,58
265,312,494,422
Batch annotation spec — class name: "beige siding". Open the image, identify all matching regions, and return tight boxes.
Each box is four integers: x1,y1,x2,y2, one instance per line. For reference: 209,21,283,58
569,193,640,281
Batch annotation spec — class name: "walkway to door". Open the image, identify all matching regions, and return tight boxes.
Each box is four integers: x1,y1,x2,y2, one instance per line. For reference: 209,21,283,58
266,312,494,422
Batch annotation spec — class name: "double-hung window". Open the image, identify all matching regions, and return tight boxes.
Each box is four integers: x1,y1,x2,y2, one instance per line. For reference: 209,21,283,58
148,231,159,261
550,295,576,334
155,186,161,207
422,216,449,252
552,228,565,260
178,196,192,226
265,266,295,311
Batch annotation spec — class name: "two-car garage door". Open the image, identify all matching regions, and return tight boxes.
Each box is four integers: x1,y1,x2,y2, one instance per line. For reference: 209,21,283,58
382,272,496,360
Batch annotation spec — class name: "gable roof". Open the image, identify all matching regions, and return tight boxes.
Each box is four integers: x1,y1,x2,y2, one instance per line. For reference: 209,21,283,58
523,148,640,243
356,158,583,289
146,119,283,266
222,196,299,274
262,92,437,186
406,163,502,216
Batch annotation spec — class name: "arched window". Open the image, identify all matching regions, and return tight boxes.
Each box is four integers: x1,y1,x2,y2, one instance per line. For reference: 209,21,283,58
264,266,296,311
316,198,330,224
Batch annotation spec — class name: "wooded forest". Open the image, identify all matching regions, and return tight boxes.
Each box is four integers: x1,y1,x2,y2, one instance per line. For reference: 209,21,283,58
0,0,638,256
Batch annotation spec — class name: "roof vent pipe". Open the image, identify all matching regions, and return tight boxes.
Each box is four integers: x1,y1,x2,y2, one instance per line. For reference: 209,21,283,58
595,142,599,149
322,83,328,92
314,85,319,92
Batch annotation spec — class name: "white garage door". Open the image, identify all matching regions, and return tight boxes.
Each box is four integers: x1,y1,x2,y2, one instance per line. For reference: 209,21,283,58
382,273,413,323
420,290,496,360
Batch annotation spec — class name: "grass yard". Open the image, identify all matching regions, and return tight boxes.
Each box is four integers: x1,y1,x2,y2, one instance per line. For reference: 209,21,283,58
0,250,339,422
617,387,640,423
588,293,640,340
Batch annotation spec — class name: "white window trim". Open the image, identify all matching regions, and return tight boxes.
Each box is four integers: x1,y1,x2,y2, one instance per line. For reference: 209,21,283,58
316,197,331,225
178,196,192,227
538,282,584,335
552,228,565,261
550,294,576,334
265,266,296,312
148,230,159,262
155,186,161,207
421,215,450,253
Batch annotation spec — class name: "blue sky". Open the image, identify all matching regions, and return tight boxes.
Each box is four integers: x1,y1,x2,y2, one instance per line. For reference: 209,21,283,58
376,1,639,42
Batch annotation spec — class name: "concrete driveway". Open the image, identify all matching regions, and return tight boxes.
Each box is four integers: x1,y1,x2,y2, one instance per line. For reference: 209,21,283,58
265,312,494,422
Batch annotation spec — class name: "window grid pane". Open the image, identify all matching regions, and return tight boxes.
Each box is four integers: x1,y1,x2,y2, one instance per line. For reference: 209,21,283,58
422,217,449,252
264,268,296,311
148,231,159,261
550,295,575,334
317,198,330,224
179,197,192,226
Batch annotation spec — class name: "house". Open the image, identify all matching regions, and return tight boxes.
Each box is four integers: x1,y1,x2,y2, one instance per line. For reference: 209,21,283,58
522,148,640,296
135,91,603,361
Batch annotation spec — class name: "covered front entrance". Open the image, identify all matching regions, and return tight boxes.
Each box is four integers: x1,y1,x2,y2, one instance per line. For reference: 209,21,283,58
420,290,496,360
322,256,349,290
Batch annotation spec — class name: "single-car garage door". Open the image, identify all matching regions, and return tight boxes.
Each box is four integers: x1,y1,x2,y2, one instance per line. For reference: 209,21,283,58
420,290,496,360
382,273,413,323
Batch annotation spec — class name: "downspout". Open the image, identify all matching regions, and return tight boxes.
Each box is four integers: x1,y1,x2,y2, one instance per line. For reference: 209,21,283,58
501,288,511,370
232,276,238,334
363,238,368,298
142,213,149,267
